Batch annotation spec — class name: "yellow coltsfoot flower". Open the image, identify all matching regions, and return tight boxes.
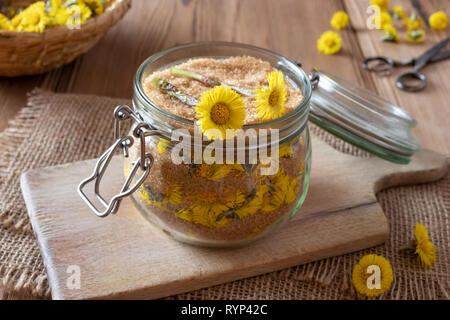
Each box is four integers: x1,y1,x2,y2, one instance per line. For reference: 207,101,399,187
66,1,93,26
190,191,230,228
0,13,10,30
194,163,233,182
195,85,245,140
352,254,394,297
164,184,183,206
254,71,287,121
381,24,400,43
415,224,437,268
84,0,106,15
370,0,389,12
406,29,425,43
429,11,448,30
11,1,49,32
317,30,342,55
330,11,349,30
373,11,392,29
400,223,436,268
175,208,192,222
392,5,406,20
403,13,423,30
47,0,93,27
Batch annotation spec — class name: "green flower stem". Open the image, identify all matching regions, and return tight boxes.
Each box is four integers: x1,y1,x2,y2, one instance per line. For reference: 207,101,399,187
151,77,199,107
170,66,255,97
399,239,417,254
170,67,215,84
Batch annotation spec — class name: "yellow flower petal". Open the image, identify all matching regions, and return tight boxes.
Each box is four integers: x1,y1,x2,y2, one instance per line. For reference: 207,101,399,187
195,86,245,140
381,24,400,43
414,223,436,268
392,5,406,19
157,138,171,154
406,29,425,43
317,30,342,55
429,11,448,30
403,13,423,30
254,70,287,121
164,184,183,205
352,254,393,297
11,1,49,33
373,11,392,29
330,11,349,30
370,0,389,12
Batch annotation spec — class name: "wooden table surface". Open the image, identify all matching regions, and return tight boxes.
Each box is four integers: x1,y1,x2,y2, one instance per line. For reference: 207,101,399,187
0,0,449,154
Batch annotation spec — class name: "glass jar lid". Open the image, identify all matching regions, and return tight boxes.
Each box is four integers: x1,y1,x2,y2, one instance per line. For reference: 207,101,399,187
309,68,421,164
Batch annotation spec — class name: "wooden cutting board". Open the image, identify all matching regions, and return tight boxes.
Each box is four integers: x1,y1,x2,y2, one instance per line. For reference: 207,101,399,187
20,136,447,300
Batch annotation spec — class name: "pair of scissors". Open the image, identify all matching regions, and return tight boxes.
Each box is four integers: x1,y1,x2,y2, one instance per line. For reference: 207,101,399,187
362,37,450,92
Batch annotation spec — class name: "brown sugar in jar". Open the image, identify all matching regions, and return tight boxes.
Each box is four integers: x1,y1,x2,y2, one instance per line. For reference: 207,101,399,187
125,53,311,247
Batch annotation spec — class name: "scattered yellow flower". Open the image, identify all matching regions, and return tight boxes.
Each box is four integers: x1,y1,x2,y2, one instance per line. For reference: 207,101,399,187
373,11,392,29
195,85,245,140
352,254,394,297
330,11,349,30
381,24,400,43
370,0,389,12
429,11,448,30
414,224,437,268
392,5,406,20
10,1,49,33
401,223,436,268
403,13,423,30
254,71,287,121
317,30,342,55
406,29,425,43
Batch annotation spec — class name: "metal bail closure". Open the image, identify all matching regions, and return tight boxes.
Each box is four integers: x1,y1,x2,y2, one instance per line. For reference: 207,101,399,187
78,105,159,217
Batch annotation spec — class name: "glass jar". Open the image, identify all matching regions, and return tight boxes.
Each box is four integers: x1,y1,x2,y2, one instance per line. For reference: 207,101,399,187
78,42,420,247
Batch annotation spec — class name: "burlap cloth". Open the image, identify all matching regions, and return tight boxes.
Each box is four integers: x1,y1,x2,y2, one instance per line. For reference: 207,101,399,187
0,89,448,300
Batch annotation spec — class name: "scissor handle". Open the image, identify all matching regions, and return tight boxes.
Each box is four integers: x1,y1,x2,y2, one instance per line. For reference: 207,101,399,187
362,56,395,73
396,71,427,92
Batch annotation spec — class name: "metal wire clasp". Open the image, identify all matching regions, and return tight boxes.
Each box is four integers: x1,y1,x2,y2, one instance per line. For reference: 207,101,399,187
78,105,159,217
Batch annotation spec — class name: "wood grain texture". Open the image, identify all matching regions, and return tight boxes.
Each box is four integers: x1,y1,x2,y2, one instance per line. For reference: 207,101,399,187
2,0,448,152
344,0,450,154
20,136,447,300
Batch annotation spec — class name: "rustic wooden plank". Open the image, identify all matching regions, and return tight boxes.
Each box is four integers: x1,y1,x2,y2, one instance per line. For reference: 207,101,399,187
20,136,447,299
1,0,448,151
344,0,450,153
64,0,373,98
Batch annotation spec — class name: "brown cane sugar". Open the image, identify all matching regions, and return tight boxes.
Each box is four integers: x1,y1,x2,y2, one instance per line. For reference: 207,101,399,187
127,56,308,245
142,56,303,124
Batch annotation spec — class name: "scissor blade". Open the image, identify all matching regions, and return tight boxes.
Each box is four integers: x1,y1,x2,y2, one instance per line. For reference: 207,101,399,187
430,50,450,63
410,0,430,27
414,37,450,71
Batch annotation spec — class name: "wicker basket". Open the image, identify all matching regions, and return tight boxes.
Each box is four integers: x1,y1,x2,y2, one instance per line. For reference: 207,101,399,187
0,0,132,77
